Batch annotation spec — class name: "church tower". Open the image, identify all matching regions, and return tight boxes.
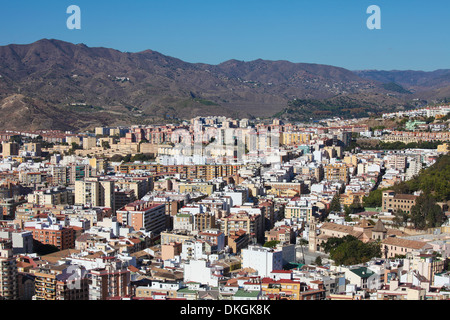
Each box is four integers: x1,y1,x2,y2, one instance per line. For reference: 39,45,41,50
308,222,318,252
372,219,388,241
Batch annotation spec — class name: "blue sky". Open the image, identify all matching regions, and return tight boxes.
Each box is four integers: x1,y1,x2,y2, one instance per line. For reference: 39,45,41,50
0,0,449,71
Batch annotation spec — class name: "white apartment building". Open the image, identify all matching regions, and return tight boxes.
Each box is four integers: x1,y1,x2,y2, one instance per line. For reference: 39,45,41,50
183,259,224,287
241,245,283,278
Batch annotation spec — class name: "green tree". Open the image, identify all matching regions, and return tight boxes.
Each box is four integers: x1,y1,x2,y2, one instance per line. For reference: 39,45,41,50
101,141,111,150
329,194,342,213
9,135,22,144
344,205,353,222
349,196,363,213
410,193,446,229
131,153,154,162
392,209,409,228
71,142,81,150
322,236,381,266
314,256,323,266
363,189,383,207
321,235,357,253
263,240,280,248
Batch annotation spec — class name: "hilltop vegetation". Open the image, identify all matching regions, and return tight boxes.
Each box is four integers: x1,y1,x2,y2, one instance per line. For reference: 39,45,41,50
321,235,381,266
392,153,450,202
273,94,409,122
364,154,450,208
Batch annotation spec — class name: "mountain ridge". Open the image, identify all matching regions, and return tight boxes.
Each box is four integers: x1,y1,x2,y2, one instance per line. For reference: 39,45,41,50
0,39,448,130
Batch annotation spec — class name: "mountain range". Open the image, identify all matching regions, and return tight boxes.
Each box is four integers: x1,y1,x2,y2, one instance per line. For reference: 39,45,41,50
0,39,449,131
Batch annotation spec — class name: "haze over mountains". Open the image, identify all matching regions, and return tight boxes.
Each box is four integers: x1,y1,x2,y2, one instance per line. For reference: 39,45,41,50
0,39,449,131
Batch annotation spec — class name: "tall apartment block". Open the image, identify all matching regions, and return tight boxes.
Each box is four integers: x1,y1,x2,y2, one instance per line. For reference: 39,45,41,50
75,177,115,212
89,258,130,300
0,239,18,300
1,142,19,157
116,201,166,235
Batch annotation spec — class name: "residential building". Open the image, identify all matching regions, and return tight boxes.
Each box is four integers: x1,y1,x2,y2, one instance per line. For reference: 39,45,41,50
221,211,264,244
27,186,74,206
382,237,433,259
2,142,19,157
33,264,89,300
0,239,18,300
241,245,283,278
89,257,131,300
382,190,418,214
75,178,115,212
25,223,76,251
116,201,166,235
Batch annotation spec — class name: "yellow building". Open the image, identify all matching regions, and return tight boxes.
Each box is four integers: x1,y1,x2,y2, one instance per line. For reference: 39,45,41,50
285,203,316,223
2,142,19,157
437,143,449,153
89,158,109,174
343,155,358,166
340,190,366,207
261,277,325,301
324,146,343,159
281,132,311,146
261,278,302,300
325,163,349,183
82,137,97,150
178,182,215,195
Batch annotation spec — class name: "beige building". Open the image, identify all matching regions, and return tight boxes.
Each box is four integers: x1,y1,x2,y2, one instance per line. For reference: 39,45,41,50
114,177,153,200
66,136,81,146
178,182,215,195
381,237,432,259
161,242,183,261
2,142,19,157
23,143,42,156
285,202,317,223
386,155,407,172
324,163,349,183
382,190,418,214
265,182,305,197
324,145,343,159
82,137,97,150
27,186,74,206
376,280,426,300
221,211,264,244
194,212,217,231
160,230,195,245
75,178,115,212
89,158,109,174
